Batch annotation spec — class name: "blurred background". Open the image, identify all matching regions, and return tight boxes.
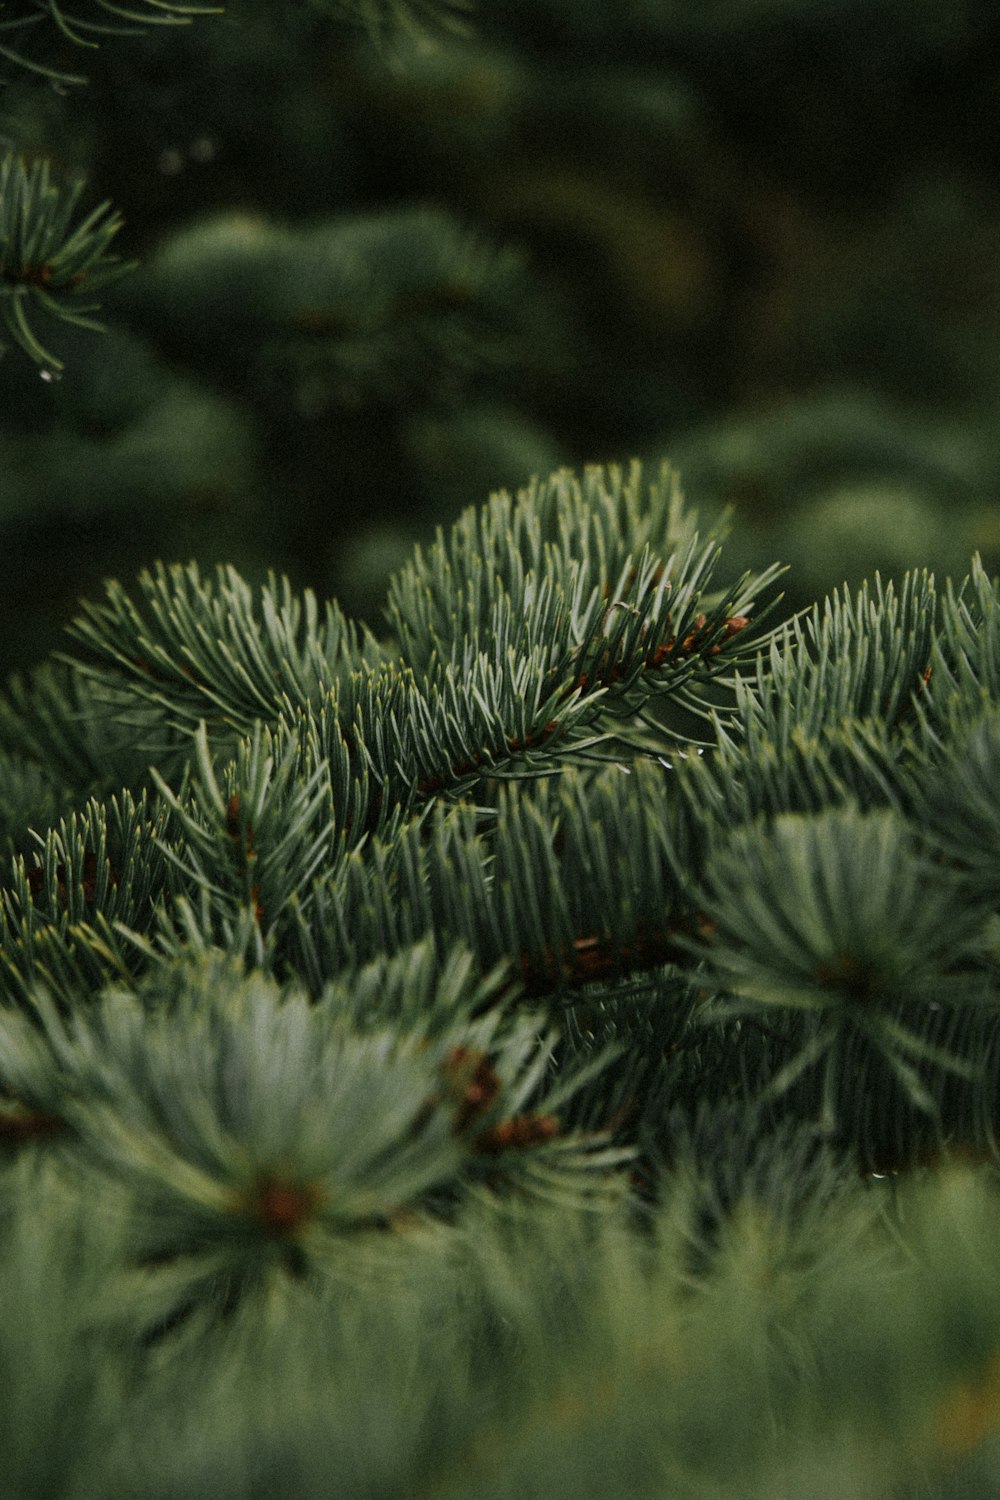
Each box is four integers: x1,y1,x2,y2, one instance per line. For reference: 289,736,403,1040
3,0,1000,672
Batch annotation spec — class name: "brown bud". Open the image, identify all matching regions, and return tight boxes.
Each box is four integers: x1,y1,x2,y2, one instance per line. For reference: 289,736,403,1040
474,1113,560,1155
236,1173,324,1237
442,1046,502,1132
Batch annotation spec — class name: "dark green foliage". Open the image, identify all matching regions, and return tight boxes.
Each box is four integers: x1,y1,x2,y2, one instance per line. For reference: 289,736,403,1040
0,458,999,1490
7,3,1000,1495
0,150,132,367
0,0,213,84
4,0,1000,668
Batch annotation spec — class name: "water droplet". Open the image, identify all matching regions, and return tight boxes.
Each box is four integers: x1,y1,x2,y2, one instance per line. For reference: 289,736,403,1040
40,368,62,382
188,136,218,164
48,80,69,97
157,147,184,176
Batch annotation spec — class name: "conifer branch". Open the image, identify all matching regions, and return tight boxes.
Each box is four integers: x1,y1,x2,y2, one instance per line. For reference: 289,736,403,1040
4,436,1000,1489
927,555,1000,733
693,805,992,1126
734,569,938,747
0,151,135,369
0,788,167,1007
65,465,785,813
0,661,159,797
0,0,218,83
0,945,625,1316
147,721,345,956
917,707,1000,911
280,760,699,1007
66,562,385,740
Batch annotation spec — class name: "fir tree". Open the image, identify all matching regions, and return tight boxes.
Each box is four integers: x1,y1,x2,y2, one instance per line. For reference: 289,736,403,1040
5,6,1000,1498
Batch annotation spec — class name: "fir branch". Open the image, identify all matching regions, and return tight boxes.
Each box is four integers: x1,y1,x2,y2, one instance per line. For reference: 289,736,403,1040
316,937,510,1031
671,715,911,867
66,562,386,741
273,688,399,846
395,642,610,798
917,706,1000,912
386,458,784,766
0,660,162,800
735,568,937,746
693,805,992,1130
63,465,784,810
928,554,1000,732
0,788,168,1009
0,948,624,1307
0,0,218,84
283,760,699,1004
146,722,341,962
385,459,778,691
384,460,694,664
0,150,134,369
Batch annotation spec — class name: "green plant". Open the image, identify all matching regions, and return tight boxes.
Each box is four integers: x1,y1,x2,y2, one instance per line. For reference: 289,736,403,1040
8,4,1000,1494
1,458,1000,1494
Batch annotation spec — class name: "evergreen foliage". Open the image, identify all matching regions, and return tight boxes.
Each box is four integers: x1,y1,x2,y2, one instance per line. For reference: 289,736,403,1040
0,150,131,368
3,0,1000,665
0,0,212,83
0,454,998,1492
6,2,1000,1494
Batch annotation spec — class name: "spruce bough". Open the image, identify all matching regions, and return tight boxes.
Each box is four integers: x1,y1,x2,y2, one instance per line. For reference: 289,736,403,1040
4,459,1000,1496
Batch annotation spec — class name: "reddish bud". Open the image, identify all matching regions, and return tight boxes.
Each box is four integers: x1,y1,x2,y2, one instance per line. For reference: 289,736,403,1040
442,1046,502,1131
237,1173,324,1237
474,1113,560,1154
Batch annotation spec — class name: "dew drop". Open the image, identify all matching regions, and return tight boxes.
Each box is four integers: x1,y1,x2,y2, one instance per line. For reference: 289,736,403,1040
40,368,62,383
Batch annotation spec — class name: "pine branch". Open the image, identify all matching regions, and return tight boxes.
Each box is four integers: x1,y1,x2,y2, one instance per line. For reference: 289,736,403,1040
0,787,168,1008
927,554,1000,733
673,717,909,863
65,464,784,826
693,804,993,1131
0,660,162,798
0,0,218,83
280,759,700,1006
386,459,783,703
0,150,135,369
66,562,386,741
0,944,626,1317
918,706,1000,909
733,568,937,747
146,720,351,961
